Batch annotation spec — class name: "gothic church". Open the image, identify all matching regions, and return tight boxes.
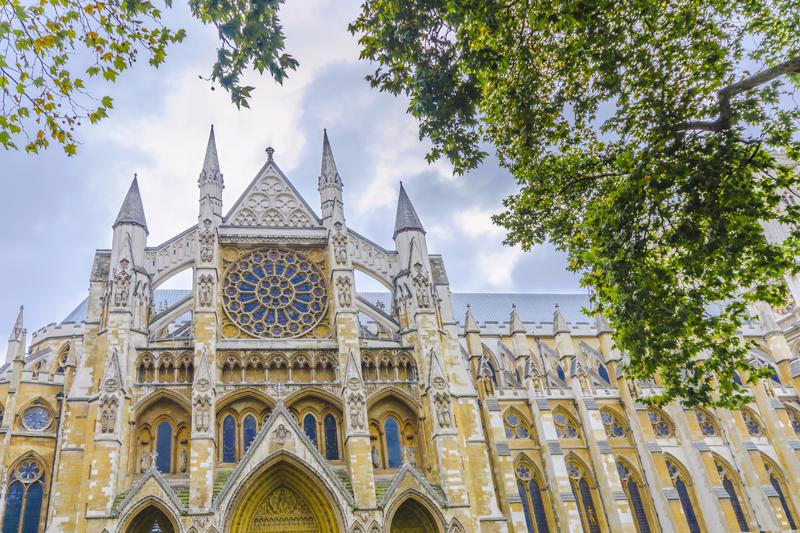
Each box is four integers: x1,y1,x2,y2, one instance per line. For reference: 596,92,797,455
3,128,800,533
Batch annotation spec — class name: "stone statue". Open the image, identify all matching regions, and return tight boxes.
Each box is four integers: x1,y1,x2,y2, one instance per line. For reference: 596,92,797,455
336,276,352,307
140,449,149,473
179,447,188,473
113,259,131,307
194,396,210,432
99,396,117,433
435,393,452,428
412,262,431,308
332,223,348,265
405,444,416,466
371,445,381,468
199,219,215,263
348,393,365,430
198,275,214,308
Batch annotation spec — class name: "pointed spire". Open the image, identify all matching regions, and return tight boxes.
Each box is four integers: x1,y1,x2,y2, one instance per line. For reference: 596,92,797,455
510,304,526,335
394,182,425,237
319,129,342,190
114,175,148,233
464,304,479,334
8,306,23,342
553,303,569,335
201,125,221,177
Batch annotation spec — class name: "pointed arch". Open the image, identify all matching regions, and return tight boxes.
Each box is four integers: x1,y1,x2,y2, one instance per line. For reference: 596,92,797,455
664,454,702,533
565,454,602,533
694,408,720,438
711,454,750,531
600,407,628,439
552,406,582,440
616,457,655,533
741,407,765,437
760,452,798,530
514,454,552,533
222,453,346,533
503,407,535,440
646,407,675,438
385,490,445,533
117,496,182,533
133,389,192,418
785,403,800,436
216,387,276,412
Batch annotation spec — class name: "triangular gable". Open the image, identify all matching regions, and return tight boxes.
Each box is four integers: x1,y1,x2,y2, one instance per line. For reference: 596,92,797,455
112,465,185,517
102,348,125,392
224,160,321,227
213,401,354,510
379,464,447,508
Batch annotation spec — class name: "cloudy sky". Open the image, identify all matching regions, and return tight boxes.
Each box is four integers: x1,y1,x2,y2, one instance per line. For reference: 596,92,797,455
0,0,581,350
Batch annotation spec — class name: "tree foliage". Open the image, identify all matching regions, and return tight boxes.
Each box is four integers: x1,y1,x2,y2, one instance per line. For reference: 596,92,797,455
0,0,296,154
350,0,800,407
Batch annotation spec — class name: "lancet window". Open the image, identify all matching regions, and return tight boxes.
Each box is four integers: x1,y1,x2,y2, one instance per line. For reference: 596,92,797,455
617,460,653,533
714,458,749,532
515,460,551,533
666,458,702,533
2,458,45,533
567,459,601,533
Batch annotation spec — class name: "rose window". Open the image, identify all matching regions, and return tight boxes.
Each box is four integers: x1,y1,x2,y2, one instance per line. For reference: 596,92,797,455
222,249,327,338
22,406,51,431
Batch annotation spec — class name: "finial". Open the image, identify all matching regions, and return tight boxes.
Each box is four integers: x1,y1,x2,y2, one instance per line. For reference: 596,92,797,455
266,146,275,161
554,303,560,309
512,303,516,309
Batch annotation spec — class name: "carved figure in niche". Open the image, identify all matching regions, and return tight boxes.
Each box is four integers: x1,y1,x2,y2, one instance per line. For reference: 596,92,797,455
336,276,352,307
348,393,365,430
140,449,149,473
99,396,117,433
199,219,215,263
435,392,452,428
113,259,131,307
198,274,214,307
412,262,431,309
371,445,381,468
179,447,188,473
194,396,211,432
273,423,290,445
150,450,159,470
332,222,348,265
404,444,416,466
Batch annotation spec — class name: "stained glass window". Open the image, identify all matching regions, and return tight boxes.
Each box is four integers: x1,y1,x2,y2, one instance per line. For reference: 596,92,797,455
601,410,626,438
722,477,749,531
789,409,800,436
384,417,403,468
742,409,764,437
617,462,652,533
556,365,566,382
324,415,339,460
3,459,44,533
515,463,550,533
668,460,701,533
568,462,600,533
504,412,531,439
766,463,797,530
694,409,719,437
156,421,172,473
222,415,236,463
647,409,673,438
303,414,318,447
21,406,50,432
554,411,580,439
243,415,257,453
222,249,328,338
598,365,611,385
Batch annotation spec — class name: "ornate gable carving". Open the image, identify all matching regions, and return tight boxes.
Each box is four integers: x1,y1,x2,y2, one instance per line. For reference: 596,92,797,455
226,162,320,228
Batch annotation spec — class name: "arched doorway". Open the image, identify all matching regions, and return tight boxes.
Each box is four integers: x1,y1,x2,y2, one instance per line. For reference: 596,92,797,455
388,497,441,533
226,457,344,533
125,505,177,533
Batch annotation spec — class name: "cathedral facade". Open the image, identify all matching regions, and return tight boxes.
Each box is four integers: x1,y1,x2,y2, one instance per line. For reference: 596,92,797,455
3,129,800,533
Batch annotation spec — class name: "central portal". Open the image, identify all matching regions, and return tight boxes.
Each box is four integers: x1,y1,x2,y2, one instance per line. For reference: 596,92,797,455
249,486,319,533
227,458,343,533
